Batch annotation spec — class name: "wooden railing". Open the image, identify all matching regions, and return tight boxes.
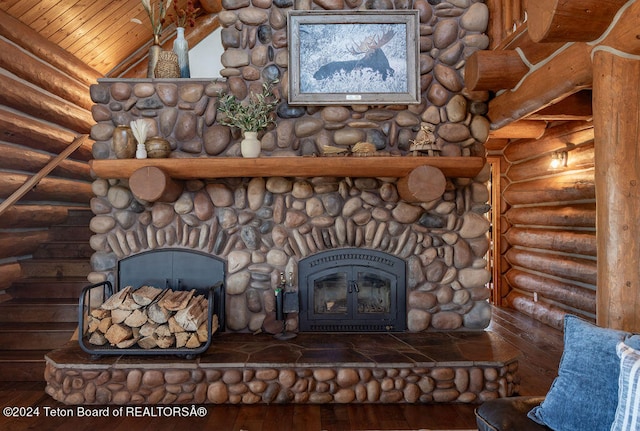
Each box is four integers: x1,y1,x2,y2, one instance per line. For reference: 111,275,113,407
0,134,90,217
487,0,528,48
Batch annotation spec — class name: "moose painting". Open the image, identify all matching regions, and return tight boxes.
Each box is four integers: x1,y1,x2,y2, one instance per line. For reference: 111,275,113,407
288,11,420,105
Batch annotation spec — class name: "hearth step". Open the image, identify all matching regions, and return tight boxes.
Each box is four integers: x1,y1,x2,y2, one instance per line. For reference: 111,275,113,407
0,322,76,350
0,350,48,382
20,259,92,279
0,298,78,323
8,277,88,299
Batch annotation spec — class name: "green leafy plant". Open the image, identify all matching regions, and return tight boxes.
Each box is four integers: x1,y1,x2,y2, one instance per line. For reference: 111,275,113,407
217,80,279,134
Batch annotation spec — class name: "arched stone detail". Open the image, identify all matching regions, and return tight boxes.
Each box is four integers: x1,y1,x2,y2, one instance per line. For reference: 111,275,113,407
89,173,492,332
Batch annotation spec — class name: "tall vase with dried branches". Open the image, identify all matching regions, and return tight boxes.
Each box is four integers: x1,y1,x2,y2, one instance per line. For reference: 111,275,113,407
140,0,173,78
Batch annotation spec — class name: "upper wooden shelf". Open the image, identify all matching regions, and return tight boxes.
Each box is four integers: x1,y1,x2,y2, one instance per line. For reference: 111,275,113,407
89,156,485,180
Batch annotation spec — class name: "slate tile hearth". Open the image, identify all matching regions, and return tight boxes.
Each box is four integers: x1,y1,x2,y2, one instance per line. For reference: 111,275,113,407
45,331,520,405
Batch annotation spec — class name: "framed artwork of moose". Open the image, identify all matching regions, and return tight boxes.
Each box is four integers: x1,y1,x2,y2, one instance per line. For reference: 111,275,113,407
287,11,420,105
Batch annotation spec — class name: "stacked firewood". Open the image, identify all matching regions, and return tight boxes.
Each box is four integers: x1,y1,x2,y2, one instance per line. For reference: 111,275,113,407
85,285,218,350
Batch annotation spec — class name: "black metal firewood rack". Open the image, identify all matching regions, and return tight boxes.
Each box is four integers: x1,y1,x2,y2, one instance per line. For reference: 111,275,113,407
78,280,224,359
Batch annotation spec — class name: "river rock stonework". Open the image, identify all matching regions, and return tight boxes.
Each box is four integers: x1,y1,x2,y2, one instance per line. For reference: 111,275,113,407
87,0,493,334
88,166,492,332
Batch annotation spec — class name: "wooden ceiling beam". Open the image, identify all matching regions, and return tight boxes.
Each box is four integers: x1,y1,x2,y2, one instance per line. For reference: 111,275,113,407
526,91,592,121
487,43,593,130
465,51,528,91
489,120,547,140
528,0,627,43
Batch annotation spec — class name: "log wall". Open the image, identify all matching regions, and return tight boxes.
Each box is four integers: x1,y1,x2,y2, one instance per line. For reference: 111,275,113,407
0,10,99,293
497,121,596,329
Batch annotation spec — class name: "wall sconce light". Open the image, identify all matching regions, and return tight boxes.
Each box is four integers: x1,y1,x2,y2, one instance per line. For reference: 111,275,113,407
550,151,568,169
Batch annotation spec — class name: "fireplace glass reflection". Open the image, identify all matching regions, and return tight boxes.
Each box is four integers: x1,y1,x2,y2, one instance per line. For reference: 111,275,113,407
313,271,391,315
299,249,406,332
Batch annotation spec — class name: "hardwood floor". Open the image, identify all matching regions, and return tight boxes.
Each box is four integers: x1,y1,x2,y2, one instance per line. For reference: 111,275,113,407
0,307,564,431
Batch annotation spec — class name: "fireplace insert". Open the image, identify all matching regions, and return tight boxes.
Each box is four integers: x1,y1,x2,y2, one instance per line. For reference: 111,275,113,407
298,248,406,331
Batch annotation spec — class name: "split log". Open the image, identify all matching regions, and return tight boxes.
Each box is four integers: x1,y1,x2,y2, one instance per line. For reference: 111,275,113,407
465,50,529,91
175,295,207,331
0,108,93,161
502,171,595,206
505,248,597,285
110,309,132,324
396,165,446,203
85,286,214,350
0,205,69,229
148,304,172,324
504,227,596,257
0,73,94,133
104,323,133,345
505,268,596,313
129,166,184,203
528,0,627,43
132,285,163,306
0,172,93,204
160,289,195,311
101,286,133,310
506,203,596,228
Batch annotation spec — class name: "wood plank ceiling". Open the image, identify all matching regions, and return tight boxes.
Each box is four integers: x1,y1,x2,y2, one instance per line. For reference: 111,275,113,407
0,0,594,142
0,0,209,76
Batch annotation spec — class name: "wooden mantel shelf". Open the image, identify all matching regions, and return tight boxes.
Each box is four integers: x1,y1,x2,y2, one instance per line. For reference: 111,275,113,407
89,156,485,180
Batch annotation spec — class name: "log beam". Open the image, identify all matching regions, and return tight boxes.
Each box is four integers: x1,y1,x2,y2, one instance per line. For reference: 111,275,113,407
0,108,93,161
0,38,93,110
527,0,627,43
488,42,593,129
593,51,640,332
0,143,90,181
0,173,93,204
488,120,546,140
0,10,101,87
502,172,595,206
396,166,446,203
526,91,593,121
0,205,69,229
465,50,529,91
130,166,184,203
0,74,94,133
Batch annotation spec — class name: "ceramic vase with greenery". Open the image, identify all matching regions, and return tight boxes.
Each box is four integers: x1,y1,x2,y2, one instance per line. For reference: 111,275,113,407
217,80,279,158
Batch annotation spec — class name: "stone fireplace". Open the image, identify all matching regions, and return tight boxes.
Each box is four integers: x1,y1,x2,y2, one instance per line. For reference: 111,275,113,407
85,0,494,334
43,0,517,407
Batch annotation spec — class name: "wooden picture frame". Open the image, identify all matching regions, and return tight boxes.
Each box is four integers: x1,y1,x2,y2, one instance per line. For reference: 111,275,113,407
287,10,420,105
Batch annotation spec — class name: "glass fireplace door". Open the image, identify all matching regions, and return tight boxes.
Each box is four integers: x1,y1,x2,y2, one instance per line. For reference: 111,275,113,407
306,265,398,330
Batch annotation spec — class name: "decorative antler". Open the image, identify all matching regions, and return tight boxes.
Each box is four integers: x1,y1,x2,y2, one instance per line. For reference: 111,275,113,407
347,30,395,56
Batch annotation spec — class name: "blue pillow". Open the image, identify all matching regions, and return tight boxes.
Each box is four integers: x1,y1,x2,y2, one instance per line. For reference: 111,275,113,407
610,342,640,431
527,315,636,431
